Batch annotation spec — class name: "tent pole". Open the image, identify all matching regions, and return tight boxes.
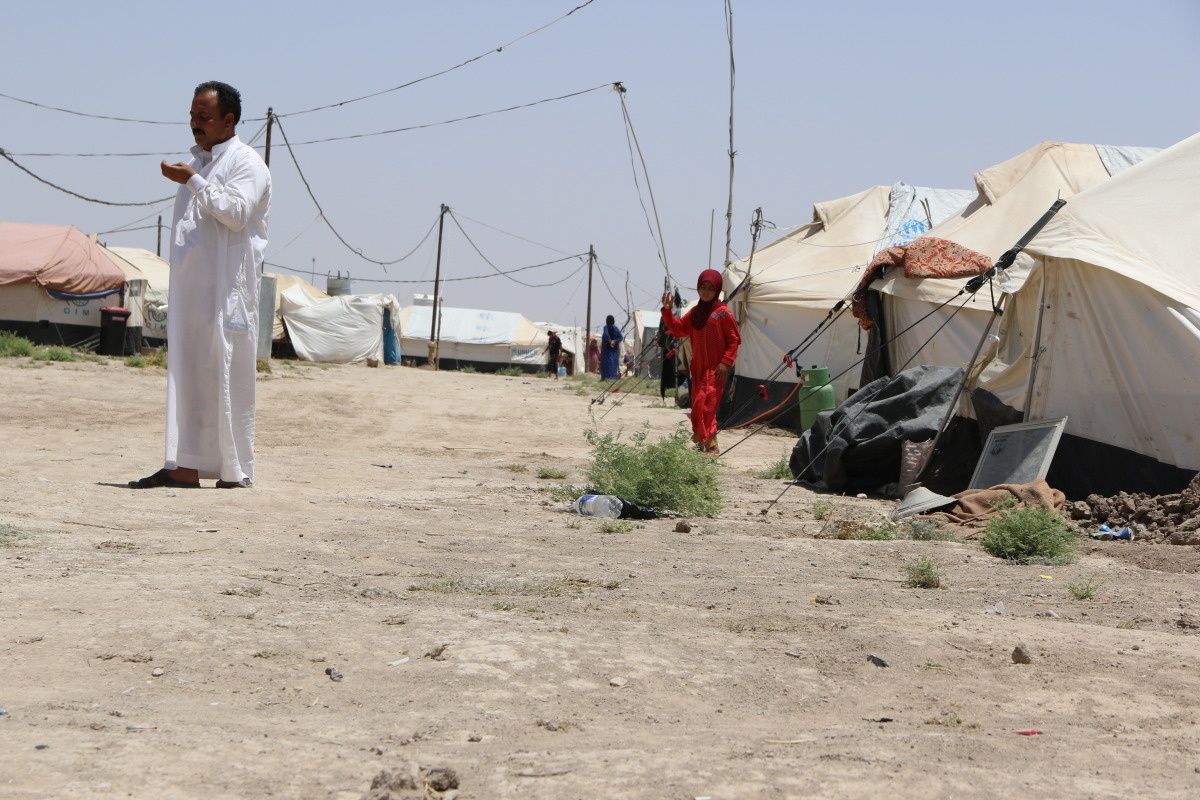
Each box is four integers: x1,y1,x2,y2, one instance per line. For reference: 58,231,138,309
430,203,448,370
1021,270,1050,419
263,107,274,168
585,245,594,370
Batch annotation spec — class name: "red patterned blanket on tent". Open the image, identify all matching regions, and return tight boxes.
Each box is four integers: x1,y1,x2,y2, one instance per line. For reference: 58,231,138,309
851,237,993,329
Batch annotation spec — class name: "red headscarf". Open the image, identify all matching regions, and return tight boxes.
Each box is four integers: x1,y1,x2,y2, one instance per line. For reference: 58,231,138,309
692,269,725,329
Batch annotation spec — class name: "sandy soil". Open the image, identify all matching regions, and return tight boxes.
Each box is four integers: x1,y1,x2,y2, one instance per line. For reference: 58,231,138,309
1,358,1198,799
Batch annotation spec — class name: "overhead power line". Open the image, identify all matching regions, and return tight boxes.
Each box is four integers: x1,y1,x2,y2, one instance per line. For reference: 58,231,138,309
448,211,587,288
0,1,601,127
274,83,614,146
274,0,600,118
0,146,175,206
272,114,442,268
265,252,585,286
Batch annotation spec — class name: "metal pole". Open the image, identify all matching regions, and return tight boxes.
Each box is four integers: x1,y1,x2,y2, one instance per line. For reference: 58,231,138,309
585,245,594,370
708,209,715,269
155,215,162,257
723,0,736,268
430,204,448,369
263,107,274,167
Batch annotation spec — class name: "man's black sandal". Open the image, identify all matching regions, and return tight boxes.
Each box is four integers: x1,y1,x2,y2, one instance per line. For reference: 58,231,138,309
128,469,201,489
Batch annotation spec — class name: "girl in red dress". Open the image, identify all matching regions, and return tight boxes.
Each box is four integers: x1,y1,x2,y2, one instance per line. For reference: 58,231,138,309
660,269,741,453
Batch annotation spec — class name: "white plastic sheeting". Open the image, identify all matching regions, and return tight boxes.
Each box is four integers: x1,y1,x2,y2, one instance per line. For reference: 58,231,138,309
279,285,401,364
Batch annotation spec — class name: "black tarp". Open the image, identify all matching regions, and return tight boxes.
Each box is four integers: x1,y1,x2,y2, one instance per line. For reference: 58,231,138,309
790,365,963,493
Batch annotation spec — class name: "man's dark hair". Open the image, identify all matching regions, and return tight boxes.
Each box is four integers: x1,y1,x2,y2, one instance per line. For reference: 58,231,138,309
194,81,242,124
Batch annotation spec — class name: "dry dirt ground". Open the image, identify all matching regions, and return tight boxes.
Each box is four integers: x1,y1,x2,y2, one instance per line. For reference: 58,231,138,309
1,358,1199,799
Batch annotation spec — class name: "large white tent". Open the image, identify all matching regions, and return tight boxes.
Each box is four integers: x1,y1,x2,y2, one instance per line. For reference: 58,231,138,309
857,143,1158,383
720,182,974,428
277,285,401,364
943,132,1200,498
397,304,552,372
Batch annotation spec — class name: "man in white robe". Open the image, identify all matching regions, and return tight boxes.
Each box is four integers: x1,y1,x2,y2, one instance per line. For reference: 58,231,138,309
130,81,270,489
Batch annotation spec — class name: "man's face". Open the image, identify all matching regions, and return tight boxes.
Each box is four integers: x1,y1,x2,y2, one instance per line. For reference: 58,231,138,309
698,282,718,302
190,90,234,151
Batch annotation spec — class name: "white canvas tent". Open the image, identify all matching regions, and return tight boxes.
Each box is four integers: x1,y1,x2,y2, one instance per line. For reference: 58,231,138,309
265,272,327,341
942,132,1200,498
101,245,170,342
398,304,551,372
720,182,974,428
860,143,1158,383
277,286,401,364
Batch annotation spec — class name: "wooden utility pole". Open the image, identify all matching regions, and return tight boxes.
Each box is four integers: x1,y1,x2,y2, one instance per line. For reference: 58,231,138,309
263,108,274,167
156,215,162,257
584,244,595,370
429,204,448,369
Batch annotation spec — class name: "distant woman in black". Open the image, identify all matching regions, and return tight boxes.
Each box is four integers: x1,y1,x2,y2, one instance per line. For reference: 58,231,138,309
545,330,563,380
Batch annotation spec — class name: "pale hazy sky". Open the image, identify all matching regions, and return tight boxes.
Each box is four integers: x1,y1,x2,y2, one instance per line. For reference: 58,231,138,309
3,0,1198,327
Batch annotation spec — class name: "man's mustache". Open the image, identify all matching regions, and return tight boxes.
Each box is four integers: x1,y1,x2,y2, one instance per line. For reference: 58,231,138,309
191,129,203,135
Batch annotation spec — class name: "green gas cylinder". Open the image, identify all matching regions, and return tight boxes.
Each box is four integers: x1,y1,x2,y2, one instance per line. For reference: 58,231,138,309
798,367,837,431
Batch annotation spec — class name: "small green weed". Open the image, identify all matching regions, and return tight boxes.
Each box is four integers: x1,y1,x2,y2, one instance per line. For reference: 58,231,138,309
256,359,272,374
855,524,895,541
752,457,792,480
981,506,1077,564
904,556,943,589
0,523,34,546
34,346,82,362
811,499,833,520
145,347,167,368
565,372,661,398
501,463,529,474
0,331,36,358
599,519,634,534
124,355,147,368
537,467,569,480
904,518,956,541
583,426,721,517
458,365,478,374
496,366,524,377
408,575,599,597
1067,574,1101,600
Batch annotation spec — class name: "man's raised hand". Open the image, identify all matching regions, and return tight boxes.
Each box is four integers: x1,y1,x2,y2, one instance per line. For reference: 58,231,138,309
160,161,196,184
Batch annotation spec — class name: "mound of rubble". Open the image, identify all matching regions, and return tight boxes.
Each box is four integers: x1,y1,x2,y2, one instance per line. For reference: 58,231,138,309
1066,473,1200,545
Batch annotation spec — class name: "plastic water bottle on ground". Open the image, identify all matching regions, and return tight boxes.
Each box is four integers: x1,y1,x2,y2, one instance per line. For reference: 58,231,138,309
574,494,624,518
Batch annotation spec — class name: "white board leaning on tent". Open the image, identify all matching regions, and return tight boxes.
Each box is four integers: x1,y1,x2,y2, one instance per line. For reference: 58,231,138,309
278,285,401,364
869,143,1158,378
971,131,1200,485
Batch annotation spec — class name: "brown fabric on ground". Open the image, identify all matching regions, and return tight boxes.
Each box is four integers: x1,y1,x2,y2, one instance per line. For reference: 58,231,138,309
924,479,1066,537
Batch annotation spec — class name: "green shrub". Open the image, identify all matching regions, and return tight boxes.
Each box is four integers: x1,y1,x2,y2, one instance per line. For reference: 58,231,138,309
0,331,36,358
34,346,81,362
811,499,833,520
124,355,147,368
599,520,634,534
855,524,895,541
1067,574,1101,600
537,467,568,480
753,457,792,480
904,556,943,589
980,506,1077,564
583,426,721,517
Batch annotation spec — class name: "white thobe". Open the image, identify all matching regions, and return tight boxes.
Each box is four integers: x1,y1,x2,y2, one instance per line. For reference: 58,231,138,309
164,134,271,483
